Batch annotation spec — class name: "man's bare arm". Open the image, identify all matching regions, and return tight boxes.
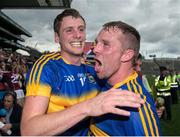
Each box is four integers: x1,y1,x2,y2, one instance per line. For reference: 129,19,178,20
21,95,90,135
21,89,144,135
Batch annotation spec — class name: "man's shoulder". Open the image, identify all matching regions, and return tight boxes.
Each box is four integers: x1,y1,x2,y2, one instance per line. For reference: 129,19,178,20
31,52,62,70
36,52,61,64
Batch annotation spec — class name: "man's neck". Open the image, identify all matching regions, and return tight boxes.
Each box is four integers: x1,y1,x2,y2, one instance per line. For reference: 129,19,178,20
61,52,81,66
108,65,134,86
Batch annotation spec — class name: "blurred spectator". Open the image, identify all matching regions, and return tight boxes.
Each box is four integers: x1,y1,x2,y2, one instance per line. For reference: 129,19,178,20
134,53,143,76
3,63,25,106
155,97,165,118
0,70,6,100
0,62,6,71
177,71,180,96
169,69,178,104
155,66,172,120
0,58,7,100
134,54,166,119
0,91,22,136
0,48,34,103
134,53,153,95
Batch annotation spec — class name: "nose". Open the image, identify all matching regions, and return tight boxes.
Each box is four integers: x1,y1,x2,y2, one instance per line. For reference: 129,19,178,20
93,43,102,55
73,30,82,39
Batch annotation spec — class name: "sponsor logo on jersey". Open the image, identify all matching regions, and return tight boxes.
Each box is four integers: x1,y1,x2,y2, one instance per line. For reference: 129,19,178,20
86,73,96,83
64,75,75,82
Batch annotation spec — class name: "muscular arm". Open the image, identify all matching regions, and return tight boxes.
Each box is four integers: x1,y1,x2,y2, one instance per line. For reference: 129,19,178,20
21,95,90,135
21,89,144,135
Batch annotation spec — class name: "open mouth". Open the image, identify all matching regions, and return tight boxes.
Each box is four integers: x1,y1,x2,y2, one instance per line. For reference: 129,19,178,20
70,41,83,47
94,58,102,72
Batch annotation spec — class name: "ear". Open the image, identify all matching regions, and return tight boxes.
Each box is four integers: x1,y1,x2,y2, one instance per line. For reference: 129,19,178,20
54,32,60,43
121,49,135,62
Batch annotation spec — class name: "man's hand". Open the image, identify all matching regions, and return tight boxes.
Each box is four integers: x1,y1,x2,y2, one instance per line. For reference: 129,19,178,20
84,88,144,116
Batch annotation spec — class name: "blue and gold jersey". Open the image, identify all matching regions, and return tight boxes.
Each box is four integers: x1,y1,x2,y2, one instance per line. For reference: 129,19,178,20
26,52,100,136
89,72,161,136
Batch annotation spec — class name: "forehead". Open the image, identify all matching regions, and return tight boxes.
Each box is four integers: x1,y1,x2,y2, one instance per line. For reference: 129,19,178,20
97,27,123,42
4,95,13,101
60,16,85,28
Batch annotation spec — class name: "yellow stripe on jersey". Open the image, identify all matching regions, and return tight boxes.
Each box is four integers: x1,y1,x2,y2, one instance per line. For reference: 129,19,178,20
147,104,159,136
28,54,45,85
36,53,60,84
113,71,138,88
89,123,109,136
54,55,72,64
53,54,72,64
132,79,155,136
26,83,51,96
29,52,57,85
113,72,153,136
127,81,149,136
47,90,99,113
134,78,159,136
35,53,72,85
54,55,62,60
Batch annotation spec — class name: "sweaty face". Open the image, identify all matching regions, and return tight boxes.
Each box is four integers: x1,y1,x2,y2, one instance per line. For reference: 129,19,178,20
57,16,86,56
93,28,124,79
4,95,14,111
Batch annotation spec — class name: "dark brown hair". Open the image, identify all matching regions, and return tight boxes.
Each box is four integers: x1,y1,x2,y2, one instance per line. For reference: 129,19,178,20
3,91,17,104
103,21,140,57
53,8,86,34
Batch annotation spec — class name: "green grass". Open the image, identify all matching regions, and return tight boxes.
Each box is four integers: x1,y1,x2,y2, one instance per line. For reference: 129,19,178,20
145,74,180,135
160,99,180,136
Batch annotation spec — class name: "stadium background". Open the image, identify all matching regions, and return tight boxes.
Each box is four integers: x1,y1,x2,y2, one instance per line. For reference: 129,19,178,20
0,0,180,135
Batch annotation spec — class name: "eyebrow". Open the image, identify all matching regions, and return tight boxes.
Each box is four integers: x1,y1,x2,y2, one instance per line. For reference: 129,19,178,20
102,39,110,44
63,26,73,31
62,25,85,31
78,25,85,29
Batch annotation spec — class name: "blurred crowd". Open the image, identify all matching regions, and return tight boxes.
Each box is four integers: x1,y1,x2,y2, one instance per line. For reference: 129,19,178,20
0,48,33,105
134,53,180,120
155,66,180,120
0,48,34,135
